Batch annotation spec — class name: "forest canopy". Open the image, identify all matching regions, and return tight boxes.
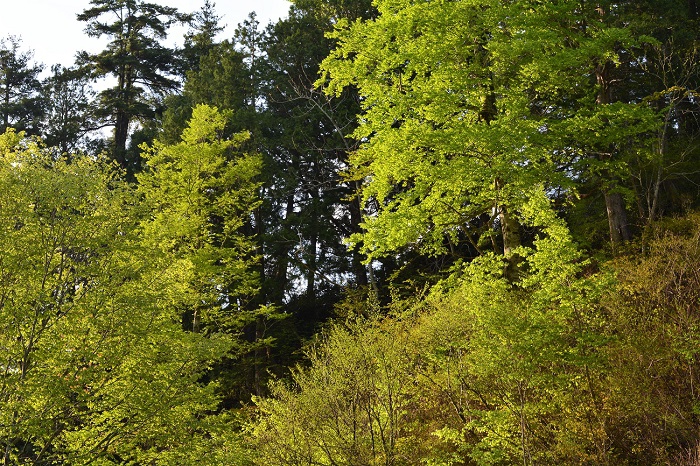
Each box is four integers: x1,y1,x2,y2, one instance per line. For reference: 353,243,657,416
1,0,700,464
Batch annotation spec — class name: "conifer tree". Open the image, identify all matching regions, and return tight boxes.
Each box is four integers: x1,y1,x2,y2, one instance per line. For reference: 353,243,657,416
77,0,187,173
261,4,366,309
0,36,43,135
41,65,103,155
179,0,224,76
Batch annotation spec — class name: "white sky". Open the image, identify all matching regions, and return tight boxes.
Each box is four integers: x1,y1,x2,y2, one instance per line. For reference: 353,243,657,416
0,0,291,71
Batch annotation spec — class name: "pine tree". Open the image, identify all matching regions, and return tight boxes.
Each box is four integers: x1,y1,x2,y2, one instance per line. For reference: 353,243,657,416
77,0,187,173
179,0,224,76
41,65,103,156
0,36,43,135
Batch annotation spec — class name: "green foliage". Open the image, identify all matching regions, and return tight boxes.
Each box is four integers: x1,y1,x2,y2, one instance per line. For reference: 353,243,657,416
0,36,44,135
259,0,373,309
139,104,264,334
0,129,235,464
139,104,288,406
249,203,700,465
41,65,102,156
600,214,700,463
251,317,444,465
318,0,663,259
2,1,700,463
161,40,252,146
77,0,187,169
179,0,224,76
250,206,617,464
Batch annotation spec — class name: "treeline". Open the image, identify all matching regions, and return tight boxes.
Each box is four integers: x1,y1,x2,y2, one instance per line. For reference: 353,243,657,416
1,0,700,464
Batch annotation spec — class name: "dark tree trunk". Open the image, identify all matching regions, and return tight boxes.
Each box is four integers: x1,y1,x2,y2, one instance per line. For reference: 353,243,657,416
113,61,132,169
605,191,631,245
306,228,318,300
271,195,295,303
254,315,264,397
113,109,130,168
595,60,631,247
3,84,10,130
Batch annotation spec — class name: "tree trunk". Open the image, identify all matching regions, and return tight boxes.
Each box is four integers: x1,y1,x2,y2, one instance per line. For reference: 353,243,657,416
113,61,132,169
494,177,522,280
499,203,523,281
500,205,521,259
113,109,130,168
605,191,631,245
271,195,295,303
254,315,264,397
306,228,318,300
595,60,631,247
2,83,10,130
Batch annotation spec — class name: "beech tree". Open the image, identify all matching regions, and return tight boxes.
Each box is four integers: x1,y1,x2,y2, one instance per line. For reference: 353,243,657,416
138,104,264,335
319,0,658,264
138,104,285,402
0,129,234,464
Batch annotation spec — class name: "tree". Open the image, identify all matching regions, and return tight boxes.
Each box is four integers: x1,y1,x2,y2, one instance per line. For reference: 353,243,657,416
160,22,289,397
251,317,428,465
601,214,700,463
618,0,700,226
0,36,43,135
138,104,263,334
0,129,234,464
41,65,104,156
160,34,255,147
77,0,187,172
138,104,283,403
319,0,658,266
259,1,375,317
179,0,225,76
250,195,615,465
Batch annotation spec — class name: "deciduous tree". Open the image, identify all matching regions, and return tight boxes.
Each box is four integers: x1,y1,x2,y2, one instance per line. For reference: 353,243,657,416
139,104,284,403
319,0,658,264
0,129,233,464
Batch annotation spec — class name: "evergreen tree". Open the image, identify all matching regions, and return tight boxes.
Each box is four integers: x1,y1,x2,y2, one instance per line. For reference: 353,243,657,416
77,0,187,173
41,65,104,156
0,36,43,135
179,0,224,76
160,39,252,147
258,0,376,326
